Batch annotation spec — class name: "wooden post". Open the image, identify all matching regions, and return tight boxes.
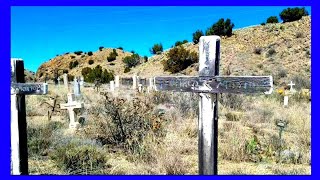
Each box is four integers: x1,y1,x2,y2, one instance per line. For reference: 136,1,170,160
80,76,84,87
11,58,48,175
284,95,289,107
73,78,80,96
63,73,68,89
198,36,220,175
153,35,273,175
115,75,120,88
110,81,115,92
132,75,137,89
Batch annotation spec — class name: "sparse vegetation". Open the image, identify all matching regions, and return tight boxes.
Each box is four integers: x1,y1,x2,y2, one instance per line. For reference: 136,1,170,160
88,51,93,56
163,46,198,73
280,7,309,23
81,65,114,83
74,51,83,55
192,30,204,44
99,46,104,51
123,53,141,68
267,16,279,24
206,18,234,37
107,49,118,62
88,59,94,65
174,40,188,47
69,61,79,69
150,43,163,55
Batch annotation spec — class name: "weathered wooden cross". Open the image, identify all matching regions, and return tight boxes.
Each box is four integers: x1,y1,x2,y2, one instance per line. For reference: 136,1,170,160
288,81,295,92
11,58,48,175
154,36,273,175
60,93,84,129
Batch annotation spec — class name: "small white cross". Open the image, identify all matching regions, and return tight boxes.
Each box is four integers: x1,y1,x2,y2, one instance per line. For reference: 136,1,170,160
288,81,295,92
60,93,84,129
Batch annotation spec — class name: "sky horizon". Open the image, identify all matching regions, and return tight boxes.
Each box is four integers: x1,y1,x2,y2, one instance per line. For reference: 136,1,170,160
11,6,311,72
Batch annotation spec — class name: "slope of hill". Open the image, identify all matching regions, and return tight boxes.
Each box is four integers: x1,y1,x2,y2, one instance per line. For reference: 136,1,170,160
36,16,310,87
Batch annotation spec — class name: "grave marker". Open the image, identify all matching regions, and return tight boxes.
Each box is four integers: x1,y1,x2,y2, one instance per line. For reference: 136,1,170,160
63,73,68,89
133,75,137,89
11,58,48,175
60,93,84,129
115,75,120,88
154,36,273,175
57,77,61,86
110,81,115,92
288,81,295,92
80,76,84,87
73,78,80,96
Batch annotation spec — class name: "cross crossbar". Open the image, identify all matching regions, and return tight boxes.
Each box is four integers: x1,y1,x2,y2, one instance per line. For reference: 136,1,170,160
11,83,48,95
155,76,273,94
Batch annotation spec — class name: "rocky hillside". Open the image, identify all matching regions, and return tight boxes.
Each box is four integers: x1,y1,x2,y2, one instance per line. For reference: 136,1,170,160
36,16,311,87
24,69,36,82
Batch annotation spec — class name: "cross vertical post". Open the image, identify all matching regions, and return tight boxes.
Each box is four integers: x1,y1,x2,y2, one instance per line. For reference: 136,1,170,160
11,58,48,175
198,36,220,175
11,59,28,175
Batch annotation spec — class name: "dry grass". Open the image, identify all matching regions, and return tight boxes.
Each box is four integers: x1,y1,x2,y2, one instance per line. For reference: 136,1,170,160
25,81,310,175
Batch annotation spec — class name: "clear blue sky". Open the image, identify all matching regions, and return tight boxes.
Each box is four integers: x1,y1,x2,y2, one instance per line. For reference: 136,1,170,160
11,6,311,72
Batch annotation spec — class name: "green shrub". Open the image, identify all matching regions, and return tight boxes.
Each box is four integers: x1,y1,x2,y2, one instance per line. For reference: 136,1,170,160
107,49,118,62
124,67,130,73
261,22,266,26
88,51,93,56
192,29,204,44
88,59,94,65
110,63,115,66
123,53,141,68
266,48,276,57
163,46,198,73
74,51,83,55
68,74,74,81
51,143,107,175
70,55,75,59
99,46,104,51
63,69,68,74
280,7,309,23
267,16,279,23
174,40,188,47
254,47,263,54
69,60,79,69
150,43,163,55
206,18,234,37
107,54,116,62
144,56,148,62
117,47,123,50
81,65,114,83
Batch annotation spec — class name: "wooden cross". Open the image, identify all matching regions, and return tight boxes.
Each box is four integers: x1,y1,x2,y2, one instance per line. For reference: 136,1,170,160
11,58,48,175
288,81,295,92
154,36,273,175
60,93,84,129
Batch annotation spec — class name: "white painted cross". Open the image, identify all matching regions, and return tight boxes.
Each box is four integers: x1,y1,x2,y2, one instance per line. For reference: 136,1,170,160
80,76,84,87
284,95,289,107
63,73,68,89
73,78,80,96
288,81,295,92
132,75,137,89
115,75,120,88
110,80,115,92
138,83,143,92
60,93,84,129
154,36,273,175
11,58,48,175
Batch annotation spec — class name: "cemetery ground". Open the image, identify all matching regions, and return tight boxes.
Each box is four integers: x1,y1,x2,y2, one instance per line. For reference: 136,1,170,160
25,84,310,175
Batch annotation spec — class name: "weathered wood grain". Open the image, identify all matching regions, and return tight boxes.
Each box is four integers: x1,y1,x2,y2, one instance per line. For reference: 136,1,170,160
154,76,273,94
11,83,48,95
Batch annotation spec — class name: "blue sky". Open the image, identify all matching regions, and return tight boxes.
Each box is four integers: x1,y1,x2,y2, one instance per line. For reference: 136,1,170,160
11,6,311,72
